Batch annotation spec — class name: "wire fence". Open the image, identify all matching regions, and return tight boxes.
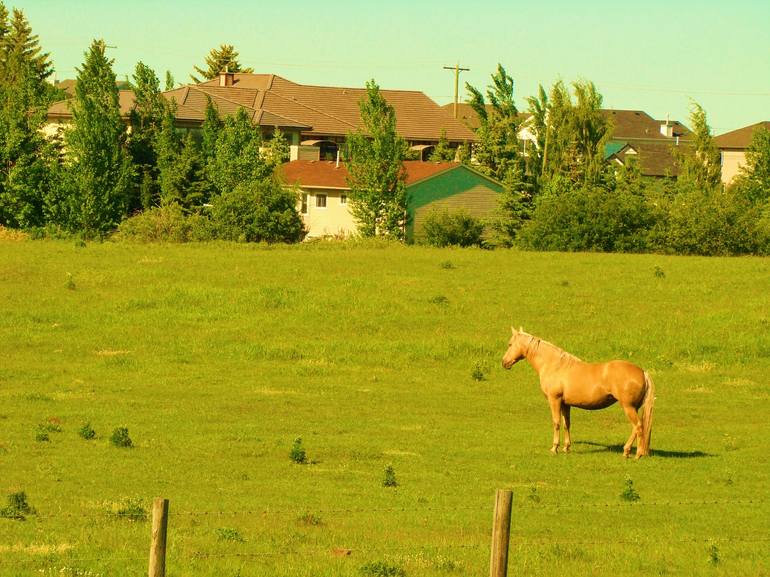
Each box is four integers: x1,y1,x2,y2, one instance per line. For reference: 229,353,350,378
5,496,769,574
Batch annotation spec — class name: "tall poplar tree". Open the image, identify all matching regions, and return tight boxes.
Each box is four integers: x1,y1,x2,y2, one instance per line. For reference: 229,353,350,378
346,80,408,239
65,40,133,237
676,102,721,191
465,64,525,188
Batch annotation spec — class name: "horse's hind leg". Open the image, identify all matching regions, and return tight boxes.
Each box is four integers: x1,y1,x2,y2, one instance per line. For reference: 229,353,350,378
622,405,643,458
548,397,563,454
561,405,571,453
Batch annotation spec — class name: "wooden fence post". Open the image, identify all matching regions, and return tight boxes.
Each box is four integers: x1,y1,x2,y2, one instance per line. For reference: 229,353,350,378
489,489,513,577
148,498,169,577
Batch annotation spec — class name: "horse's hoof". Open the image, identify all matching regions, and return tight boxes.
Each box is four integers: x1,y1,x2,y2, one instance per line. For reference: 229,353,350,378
562,447,570,454
550,448,558,455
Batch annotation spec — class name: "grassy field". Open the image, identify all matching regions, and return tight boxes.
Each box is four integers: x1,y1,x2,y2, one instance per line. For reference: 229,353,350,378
1,239,769,577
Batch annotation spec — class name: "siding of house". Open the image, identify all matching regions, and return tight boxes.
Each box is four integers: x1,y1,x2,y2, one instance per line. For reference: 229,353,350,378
720,150,746,185
299,187,356,239
406,166,503,242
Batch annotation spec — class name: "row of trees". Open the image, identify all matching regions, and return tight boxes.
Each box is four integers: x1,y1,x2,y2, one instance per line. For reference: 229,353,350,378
0,3,767,253
0,4,302,241
456,64,770,255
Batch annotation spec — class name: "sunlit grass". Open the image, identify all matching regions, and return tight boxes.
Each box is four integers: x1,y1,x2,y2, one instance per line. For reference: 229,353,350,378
0,239,768,576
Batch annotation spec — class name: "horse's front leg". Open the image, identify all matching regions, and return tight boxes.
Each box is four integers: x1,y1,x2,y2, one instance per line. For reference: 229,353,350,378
548,397,563,454
561,405,571,453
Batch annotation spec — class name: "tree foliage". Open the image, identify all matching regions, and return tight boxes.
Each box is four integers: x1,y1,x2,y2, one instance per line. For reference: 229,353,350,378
422,209,484,247
732,125,770,204
207,107,270,194
0,3,59,228
465,64,525,186
429,129,456,162
346,80,409,239
675,101,721,191
64,40,134,237
190,44,253,83
128,62,167,209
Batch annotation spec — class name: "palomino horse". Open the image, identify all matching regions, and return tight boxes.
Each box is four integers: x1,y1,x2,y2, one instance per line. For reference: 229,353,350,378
502,328,655,458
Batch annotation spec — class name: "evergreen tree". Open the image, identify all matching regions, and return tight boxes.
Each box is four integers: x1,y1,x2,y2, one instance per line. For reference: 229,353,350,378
190,44,253,83
164,70,175,91
262,128,290,169
200,97,223,164
0,3,57,228
429,129,456,162
0,6,53,101
65,39,134,237
128,62,166,209
346,80,409,239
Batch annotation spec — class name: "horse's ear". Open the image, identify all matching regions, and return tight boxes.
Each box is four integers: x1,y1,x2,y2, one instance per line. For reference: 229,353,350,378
511,326,516,335
519,326,524,333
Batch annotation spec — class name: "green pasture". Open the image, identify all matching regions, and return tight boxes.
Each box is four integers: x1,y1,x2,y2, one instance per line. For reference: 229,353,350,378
1,240,769,577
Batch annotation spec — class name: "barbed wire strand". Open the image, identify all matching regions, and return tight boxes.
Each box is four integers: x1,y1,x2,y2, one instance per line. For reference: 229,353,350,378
23,498,766,521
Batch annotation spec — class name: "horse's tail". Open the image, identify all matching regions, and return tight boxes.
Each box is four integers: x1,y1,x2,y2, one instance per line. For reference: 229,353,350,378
639,371,656,457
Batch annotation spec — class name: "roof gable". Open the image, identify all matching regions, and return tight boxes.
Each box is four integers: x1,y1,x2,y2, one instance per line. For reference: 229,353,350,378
278,160,484,190
714,121,770,149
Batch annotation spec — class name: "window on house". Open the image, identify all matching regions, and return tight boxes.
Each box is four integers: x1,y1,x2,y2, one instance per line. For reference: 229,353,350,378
301,194,308,214
316,194,327,208
340,194,347,205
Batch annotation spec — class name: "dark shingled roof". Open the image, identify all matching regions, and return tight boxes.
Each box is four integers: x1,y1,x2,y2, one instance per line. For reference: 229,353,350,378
279,160,460,190
713,121,770,150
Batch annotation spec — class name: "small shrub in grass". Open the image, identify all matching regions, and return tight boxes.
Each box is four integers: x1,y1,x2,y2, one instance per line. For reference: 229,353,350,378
471,361,486,382
360,560,406,577
428,294,449,306
110,427,133,448
216,527,245,542
709,543,720,566
115,498,147,522
383,464,398,488
37,420,62,440
439,260,455,270
78,422,96,440
290,437,307,464
620,478,640,502
1,491,35,520
297,511,323,526
65,273,76,290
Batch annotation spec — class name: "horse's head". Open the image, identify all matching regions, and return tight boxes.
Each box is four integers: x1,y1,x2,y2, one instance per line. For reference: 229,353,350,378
502,327,527,369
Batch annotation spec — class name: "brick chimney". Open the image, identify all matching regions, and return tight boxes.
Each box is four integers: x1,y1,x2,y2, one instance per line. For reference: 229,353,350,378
219,67,234,87
660,115,674,138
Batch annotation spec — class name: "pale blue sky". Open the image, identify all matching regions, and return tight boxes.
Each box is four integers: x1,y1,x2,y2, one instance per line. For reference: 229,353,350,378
20,0,770,133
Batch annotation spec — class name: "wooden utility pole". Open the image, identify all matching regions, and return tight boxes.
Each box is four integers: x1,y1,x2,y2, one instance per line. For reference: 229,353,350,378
443,63,470,119
489,489,513,577
148,498,169,577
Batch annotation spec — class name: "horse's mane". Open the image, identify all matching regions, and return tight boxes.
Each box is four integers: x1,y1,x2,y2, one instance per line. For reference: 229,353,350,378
522,332,582,366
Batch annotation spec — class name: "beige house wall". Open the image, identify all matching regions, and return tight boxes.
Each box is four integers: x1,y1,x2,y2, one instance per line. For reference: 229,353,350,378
720,150,746,185
298,187,357,239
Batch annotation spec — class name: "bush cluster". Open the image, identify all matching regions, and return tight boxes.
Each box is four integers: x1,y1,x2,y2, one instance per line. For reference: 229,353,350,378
421,209,484,248
517,178,770,256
